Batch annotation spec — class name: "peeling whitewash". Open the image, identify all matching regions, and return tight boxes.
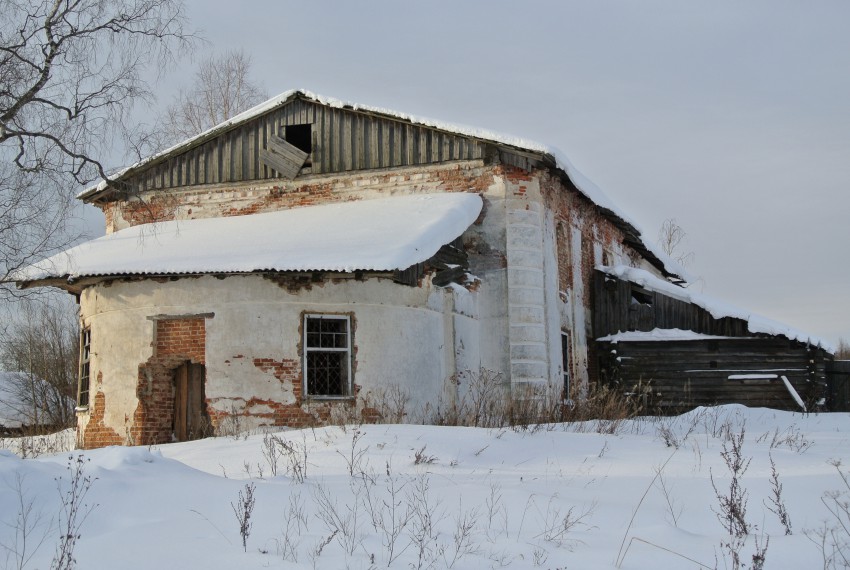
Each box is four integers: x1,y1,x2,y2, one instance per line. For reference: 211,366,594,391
66,159,667,444
542,209,564,395
8,89,697,446
79,274,484,436
569,224,590,396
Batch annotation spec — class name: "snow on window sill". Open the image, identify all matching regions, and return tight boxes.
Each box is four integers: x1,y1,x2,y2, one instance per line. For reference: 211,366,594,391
304,395,355,403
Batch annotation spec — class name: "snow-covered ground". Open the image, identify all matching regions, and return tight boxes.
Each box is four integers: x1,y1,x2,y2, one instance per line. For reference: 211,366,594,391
1,406,849,569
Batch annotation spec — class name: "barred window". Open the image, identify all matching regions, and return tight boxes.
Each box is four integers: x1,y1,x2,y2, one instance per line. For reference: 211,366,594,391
303,315,351,397
78,328,91,408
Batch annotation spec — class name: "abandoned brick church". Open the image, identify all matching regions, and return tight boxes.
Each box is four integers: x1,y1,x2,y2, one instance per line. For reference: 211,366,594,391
12,90,832,448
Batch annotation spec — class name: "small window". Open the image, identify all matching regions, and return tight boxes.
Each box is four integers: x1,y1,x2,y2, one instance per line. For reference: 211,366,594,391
630,288,653,306
285,124,312,155
303,315,351,397
78,328,91,408
561,332,571,399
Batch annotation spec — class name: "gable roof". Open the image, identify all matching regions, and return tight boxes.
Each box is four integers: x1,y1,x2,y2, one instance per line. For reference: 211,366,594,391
13,193,482,287
79,89,687,282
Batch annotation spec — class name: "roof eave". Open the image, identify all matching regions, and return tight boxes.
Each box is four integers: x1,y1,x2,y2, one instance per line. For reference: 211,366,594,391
15,267,406,295
543,158,681,281
14,276,85,296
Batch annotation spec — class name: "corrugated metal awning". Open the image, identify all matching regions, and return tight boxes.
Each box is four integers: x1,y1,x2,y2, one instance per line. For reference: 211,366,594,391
12,193,482,284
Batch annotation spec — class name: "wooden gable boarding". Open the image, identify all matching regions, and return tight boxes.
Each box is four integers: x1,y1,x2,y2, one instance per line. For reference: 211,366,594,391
119,96,497,195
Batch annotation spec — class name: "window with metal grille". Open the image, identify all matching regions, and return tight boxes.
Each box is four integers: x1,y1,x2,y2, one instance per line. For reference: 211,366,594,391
78,328,91,407
303,315,351,397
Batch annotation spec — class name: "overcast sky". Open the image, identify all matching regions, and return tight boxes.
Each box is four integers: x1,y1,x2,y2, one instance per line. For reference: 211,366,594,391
89,0,849,347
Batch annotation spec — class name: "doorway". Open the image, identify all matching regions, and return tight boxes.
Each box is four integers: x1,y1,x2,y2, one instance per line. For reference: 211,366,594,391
173,362,208,441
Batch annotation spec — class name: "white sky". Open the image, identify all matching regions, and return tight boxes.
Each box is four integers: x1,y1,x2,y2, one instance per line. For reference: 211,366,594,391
85,0,850,346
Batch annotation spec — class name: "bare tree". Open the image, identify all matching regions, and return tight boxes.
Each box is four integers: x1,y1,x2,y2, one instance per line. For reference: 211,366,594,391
837,338,850,360
0,162,78,301
1,0,195,298
1,294,79,431
1,0,193,183
159,49,267,146
0,295,79,427
657,218,694,268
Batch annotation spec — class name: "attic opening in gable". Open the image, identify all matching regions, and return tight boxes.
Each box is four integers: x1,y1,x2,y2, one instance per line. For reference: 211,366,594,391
285,124,312,157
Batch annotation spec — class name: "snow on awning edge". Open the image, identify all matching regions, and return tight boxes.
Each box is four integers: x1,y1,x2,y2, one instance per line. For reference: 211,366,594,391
598,264,834,353
11,193,483,284
597,328,737,343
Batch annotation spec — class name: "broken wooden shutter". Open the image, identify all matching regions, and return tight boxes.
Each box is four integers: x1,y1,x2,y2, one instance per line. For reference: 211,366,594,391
259,134,309,179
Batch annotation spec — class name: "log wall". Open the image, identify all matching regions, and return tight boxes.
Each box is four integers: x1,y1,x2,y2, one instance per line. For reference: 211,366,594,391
597,337,827,413
593,271,750,338
826,360,850,411
592,270,833,413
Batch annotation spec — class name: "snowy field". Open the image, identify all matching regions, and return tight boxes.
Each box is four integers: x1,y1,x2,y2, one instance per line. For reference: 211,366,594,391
1,405,849,569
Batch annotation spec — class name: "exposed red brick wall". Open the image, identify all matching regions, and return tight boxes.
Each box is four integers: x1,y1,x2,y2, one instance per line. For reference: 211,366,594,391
436,165,496,194
253,357,299,383
102,162,497,230
155,318,206,364
206,355,377,431
112,194,180,228
555,222,572,293
130,317,208,446
534,168,643,392
79,382,123,449
130,356,186,445
250,357,319,426
500,165,534,193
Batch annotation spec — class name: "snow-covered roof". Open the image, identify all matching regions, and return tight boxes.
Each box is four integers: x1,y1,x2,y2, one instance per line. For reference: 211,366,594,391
598,265,833,351
13,193,482,283
77,89,684,280
597,328,735,343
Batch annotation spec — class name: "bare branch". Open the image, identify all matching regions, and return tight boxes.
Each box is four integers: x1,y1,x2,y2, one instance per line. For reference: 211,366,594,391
1,0,195,180
159,49,267,147
657,218,694,268
1,294,79,430
0,0,197,300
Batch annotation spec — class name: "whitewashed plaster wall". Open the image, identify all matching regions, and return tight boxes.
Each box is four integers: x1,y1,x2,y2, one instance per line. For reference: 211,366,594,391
77,159,670,440
77,273,501,436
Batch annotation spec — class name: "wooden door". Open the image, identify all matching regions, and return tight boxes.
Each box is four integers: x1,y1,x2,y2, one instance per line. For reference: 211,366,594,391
173,362,207,441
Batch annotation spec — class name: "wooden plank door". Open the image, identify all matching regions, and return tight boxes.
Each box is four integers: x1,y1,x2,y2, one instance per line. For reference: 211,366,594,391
173,362,206,441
